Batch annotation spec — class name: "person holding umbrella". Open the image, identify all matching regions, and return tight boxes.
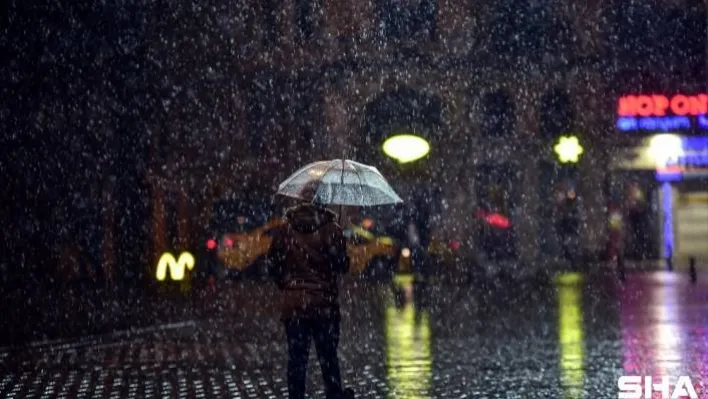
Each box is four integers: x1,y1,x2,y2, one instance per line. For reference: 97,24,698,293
269,159,402,399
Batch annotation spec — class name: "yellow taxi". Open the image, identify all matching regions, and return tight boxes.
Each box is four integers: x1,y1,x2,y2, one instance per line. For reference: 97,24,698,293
396,236,461,274
207,217,400,279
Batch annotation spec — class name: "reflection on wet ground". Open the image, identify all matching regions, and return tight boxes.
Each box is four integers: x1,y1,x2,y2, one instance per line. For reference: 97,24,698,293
1,271,707,398
385,275,432,398
556,273,584,399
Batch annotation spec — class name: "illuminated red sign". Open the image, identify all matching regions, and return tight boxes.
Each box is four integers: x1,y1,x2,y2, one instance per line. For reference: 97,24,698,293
618,94,708,117
616,94,708,133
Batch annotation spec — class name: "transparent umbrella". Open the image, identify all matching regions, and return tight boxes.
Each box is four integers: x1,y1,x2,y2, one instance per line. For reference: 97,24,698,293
276,159,403,207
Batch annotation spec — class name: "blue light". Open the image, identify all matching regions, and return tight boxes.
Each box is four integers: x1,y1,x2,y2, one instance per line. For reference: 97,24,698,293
616,116,695,132
682,136,708,152
655,171,683,182
639,118,659,130
699,115,708,130
617,117,638,131
661,182,674,260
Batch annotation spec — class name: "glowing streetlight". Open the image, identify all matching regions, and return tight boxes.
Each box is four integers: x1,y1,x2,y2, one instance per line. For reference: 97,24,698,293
554,135,584,164
648,133,684,167
382,134,430,163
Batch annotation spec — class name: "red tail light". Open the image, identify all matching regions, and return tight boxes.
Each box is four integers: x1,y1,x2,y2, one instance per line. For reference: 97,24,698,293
207,239,217,250
225,238,234,248
449,240,461,251
476,209,511,229
486,213,511,229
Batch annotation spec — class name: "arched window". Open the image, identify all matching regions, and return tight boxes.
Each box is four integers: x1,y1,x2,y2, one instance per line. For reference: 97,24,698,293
540,89,573,141
481,91,515,138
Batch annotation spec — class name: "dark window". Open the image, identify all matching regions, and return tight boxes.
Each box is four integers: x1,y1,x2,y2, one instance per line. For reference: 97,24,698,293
378,0,437,41
488,0,524,57
208,199,271,234
488,0,572,63
247,73,292,159
296,0,322,42
164,192,179,250
610,1,705,80
481,91,515,138
540,89,573,141
663,2,706,80
262,0,278,46
246,79,269,153
291,78,317,157
417,0,437,40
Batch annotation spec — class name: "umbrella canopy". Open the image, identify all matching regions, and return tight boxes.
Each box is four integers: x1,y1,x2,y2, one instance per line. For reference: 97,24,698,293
277,159,403,206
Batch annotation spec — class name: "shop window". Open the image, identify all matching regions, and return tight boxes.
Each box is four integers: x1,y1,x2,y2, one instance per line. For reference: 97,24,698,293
481,91,515,138
540,89,573,141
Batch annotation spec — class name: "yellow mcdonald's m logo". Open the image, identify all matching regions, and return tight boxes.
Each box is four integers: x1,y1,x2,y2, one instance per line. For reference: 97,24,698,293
155,252,195,281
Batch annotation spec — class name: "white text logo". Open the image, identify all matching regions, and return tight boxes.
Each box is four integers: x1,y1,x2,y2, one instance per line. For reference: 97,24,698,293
618,376,698,399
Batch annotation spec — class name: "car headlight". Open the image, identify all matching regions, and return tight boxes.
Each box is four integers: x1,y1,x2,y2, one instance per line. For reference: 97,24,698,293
401,248,411,258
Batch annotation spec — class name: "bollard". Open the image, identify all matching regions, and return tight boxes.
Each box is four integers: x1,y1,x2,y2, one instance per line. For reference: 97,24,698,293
689,257,697,284
617,255,626,282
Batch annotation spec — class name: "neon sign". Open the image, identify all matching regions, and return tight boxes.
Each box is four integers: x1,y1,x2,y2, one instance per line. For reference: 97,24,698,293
155,252,195,281
656,152,708,181
616,94,708,133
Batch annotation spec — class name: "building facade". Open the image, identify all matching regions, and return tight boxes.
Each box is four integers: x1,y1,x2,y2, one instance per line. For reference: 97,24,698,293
143,0,706,271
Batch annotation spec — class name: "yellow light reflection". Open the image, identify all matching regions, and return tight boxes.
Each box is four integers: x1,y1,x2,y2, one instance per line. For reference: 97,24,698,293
556,272,585,399
385,277,432,398
155,252,195,281
382,134,431,164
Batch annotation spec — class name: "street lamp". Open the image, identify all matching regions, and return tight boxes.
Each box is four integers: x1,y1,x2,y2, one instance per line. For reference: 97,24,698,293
382,134,430,163
554,135,584,164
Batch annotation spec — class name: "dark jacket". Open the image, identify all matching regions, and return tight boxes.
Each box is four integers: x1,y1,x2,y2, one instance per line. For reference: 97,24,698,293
267,203,350,320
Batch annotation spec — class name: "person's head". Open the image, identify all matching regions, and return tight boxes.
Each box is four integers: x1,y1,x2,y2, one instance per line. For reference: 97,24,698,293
300,181,320,205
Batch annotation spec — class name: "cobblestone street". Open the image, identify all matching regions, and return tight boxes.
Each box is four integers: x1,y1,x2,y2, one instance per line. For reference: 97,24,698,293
2,271,708,398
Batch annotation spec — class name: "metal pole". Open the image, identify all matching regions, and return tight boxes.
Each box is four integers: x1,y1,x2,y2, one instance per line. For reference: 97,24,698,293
340,158,345,225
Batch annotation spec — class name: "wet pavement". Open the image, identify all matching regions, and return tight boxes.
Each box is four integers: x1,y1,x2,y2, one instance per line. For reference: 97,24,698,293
1,270,708,398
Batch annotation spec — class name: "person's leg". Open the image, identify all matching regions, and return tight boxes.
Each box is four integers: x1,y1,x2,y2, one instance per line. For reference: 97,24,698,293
312,313,344,399
284,317,310,399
